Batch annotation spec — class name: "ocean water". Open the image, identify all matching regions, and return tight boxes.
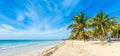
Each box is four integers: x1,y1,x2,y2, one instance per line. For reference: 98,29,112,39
0,40,63,51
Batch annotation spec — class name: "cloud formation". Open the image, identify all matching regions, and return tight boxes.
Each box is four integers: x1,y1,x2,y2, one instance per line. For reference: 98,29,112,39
0,0,120,39
0,0,78,39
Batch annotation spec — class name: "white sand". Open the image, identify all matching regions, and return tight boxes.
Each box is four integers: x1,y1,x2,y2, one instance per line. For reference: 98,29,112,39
2,40,120,56
41,40,120,56
0,43,61,56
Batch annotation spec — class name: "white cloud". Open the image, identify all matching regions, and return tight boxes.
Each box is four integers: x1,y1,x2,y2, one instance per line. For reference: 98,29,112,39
0,0,73,40
16,12,25,22
62,0,79,7
61,0,80,17
44,0,58,11
0,14,29,28
107,8,120,14
0,24,70,40
1,24,15,30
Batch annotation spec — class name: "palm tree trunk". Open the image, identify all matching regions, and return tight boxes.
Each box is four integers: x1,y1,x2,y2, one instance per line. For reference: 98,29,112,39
100,24,105,34
117,31,118,40
74,29,81,39
71,29,80,47
100,24,106,41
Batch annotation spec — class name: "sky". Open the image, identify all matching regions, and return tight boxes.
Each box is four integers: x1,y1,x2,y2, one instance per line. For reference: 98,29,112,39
0,0,120,40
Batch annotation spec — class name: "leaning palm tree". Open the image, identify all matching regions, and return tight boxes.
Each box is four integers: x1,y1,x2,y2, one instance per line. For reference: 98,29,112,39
67,12,89,40
89,11,117,41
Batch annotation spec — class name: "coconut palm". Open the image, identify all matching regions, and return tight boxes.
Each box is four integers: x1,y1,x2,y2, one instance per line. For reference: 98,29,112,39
89,11,117,40
111,24,120,40
116,24,120,38
67,11,118,43
67,12,89,40
105,18,117,41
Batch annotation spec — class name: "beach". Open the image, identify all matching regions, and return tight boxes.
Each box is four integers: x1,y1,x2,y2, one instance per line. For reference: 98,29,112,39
1,40,120,56
0,40,62,56
40,40,120,56
0,0,120,56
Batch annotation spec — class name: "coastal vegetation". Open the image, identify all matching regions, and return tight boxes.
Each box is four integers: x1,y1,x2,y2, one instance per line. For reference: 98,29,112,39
67,11,120,41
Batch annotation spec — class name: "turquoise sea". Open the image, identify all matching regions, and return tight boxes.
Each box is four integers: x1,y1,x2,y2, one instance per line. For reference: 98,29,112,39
0,40,62,50
0,40,63,54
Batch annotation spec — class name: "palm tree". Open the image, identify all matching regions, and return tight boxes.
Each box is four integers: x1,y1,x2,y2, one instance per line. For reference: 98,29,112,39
111,30,117,39
105,18,117,41
116,24,120,38
89,11,117,41
67,12,89,40
67,11,118,44
112,24,120,40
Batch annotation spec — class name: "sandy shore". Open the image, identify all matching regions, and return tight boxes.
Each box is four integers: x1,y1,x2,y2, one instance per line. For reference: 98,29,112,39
0,41,62,56
1,40,120,56
40,40,120,56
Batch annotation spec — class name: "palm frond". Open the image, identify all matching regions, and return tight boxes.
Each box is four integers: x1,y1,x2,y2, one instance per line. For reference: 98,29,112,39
67,24,77,30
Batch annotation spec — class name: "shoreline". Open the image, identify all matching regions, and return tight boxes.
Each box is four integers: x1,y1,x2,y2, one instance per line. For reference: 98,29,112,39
0,41,63,56
18,43,62,56
40,43,64,56
40,40,120,56
1,40,120,56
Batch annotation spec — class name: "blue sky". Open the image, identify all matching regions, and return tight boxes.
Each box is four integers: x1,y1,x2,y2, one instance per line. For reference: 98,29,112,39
0,0,120,40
